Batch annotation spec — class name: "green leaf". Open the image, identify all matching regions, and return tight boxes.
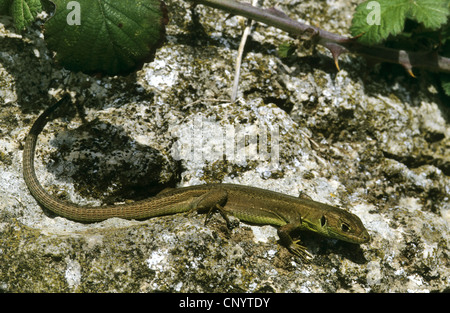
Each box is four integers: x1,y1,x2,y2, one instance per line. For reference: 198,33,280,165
351,0,406,44
351,0,450,45
440,73,450,97
44,0,169,76
277,42,296,58
407,0,449,30
440,34,450,97
0,0,42,30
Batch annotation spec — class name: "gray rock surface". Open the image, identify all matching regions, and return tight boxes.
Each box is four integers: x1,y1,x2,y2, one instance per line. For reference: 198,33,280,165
0,0,449,292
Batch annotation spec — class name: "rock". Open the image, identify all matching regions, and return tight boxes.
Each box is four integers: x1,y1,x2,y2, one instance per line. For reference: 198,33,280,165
0,0,449,292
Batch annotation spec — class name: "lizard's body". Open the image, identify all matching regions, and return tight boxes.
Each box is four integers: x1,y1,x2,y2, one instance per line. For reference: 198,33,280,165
23,96,370,260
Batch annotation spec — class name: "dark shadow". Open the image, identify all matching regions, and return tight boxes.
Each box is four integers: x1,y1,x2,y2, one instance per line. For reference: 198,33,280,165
39,111,182,208
292,230,369,265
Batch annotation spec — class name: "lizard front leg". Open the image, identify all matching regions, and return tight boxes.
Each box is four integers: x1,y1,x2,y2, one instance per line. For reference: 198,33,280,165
278,223,313,262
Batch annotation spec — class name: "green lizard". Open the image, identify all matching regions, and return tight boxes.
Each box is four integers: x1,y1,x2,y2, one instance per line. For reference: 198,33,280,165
23,95,370,261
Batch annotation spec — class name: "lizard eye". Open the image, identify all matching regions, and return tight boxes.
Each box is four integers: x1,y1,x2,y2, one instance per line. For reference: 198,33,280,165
341,223,351,232
320,215,327,227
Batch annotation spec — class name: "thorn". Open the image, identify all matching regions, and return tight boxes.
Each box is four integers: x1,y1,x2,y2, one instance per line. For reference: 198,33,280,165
399,50,416,78
334,57,341,71
398,50,416,78
400,63,415,77
324,42,346,71
350,32,365,40
406,68,416,78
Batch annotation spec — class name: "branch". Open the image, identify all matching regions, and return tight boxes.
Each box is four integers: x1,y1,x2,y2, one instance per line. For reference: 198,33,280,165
192,0,450,74
231,0,258,102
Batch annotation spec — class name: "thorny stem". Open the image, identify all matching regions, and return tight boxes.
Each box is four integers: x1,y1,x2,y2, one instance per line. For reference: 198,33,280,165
193,0,450,74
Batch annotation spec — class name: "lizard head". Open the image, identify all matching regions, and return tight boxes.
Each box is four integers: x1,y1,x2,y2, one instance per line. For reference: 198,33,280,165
310,208,370,244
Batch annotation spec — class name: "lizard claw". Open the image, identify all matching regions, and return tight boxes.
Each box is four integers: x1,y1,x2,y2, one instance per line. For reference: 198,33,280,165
289,240,313,262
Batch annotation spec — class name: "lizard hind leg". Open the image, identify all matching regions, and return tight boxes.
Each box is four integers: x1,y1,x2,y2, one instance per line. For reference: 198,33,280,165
190,188,229,226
